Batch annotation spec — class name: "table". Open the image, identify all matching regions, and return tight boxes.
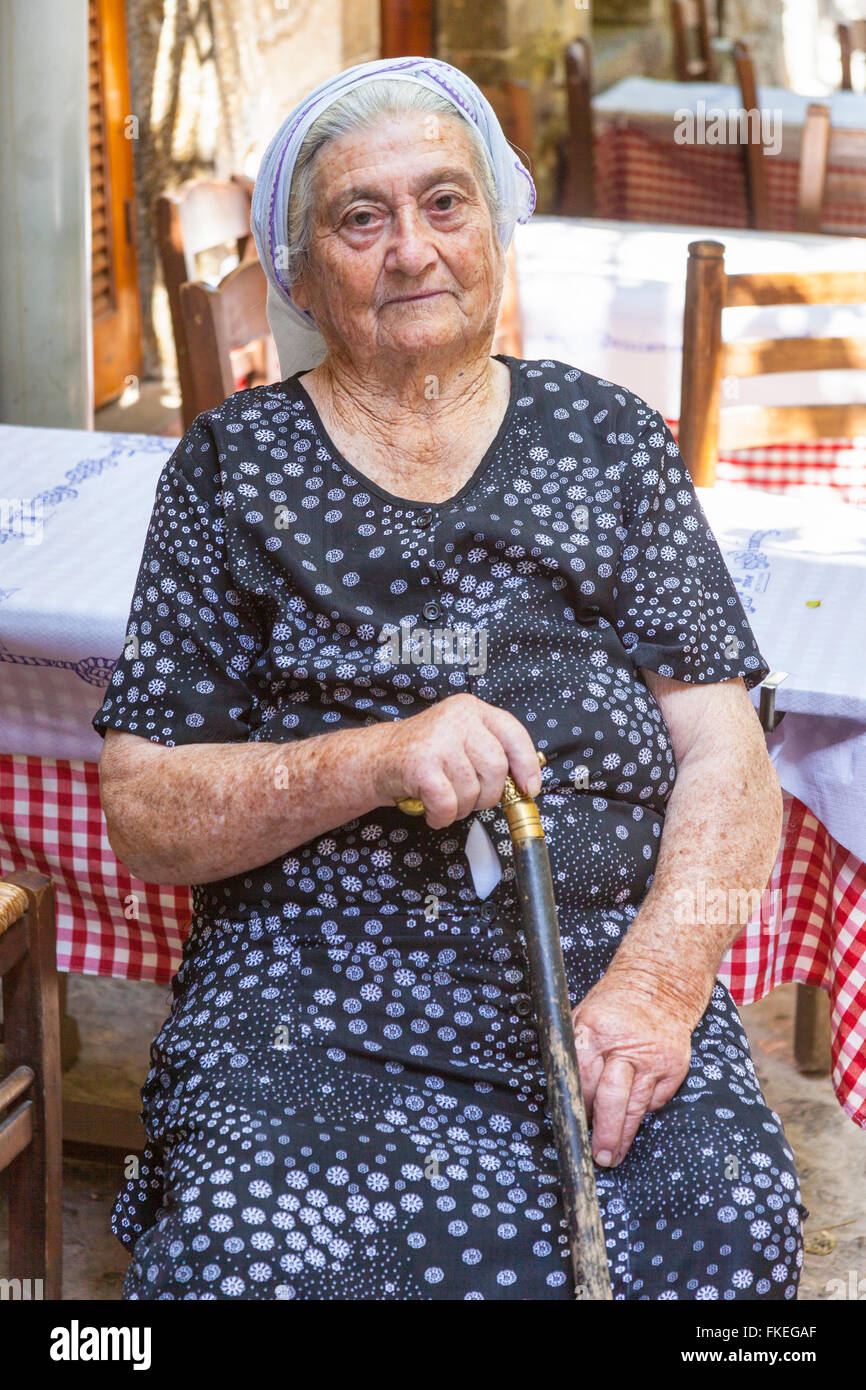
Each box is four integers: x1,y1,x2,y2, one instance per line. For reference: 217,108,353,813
699,486,866,1122
593,77,866,234
1,424,864,1124
698,486,866,731
513,216,866,504
0,426,188,979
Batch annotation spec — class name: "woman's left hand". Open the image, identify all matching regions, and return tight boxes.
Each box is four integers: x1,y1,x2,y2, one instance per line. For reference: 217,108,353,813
571,973,698,1168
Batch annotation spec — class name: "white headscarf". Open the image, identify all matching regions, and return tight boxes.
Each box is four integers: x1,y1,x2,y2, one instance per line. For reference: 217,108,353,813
250,56,537,378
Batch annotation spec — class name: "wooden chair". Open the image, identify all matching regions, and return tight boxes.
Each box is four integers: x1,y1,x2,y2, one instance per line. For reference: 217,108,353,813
671,0,719,81
0,873,62,1299
679,238,866,488
679,245,863,1073
733,40,772,231
155,178,259,429
230,171,255,201
734,47,835,235
839,20,866,91
479,80,535,170
558,39,595,218
796,103,832,234
179,257,279,420
793,984,832,1074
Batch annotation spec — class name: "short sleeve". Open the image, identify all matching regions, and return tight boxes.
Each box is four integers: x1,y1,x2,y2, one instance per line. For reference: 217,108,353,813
612,411,771,691
92,415,263,746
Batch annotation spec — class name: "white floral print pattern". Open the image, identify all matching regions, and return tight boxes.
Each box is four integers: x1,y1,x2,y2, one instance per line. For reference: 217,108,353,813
94,356,804,1300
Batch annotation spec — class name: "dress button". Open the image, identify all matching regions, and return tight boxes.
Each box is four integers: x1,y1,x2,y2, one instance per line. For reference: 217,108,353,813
514,993,533,1017
576,605,601,626
422,600,441,621
416,509,433,528
478,902,496,924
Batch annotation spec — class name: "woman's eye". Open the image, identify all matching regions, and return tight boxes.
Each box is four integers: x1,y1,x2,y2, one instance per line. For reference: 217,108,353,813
433,193,458,212
349,210,374,227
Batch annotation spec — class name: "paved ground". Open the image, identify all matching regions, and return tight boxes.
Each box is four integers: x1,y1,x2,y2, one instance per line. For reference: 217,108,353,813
3,974,863,1300
94,378,182,438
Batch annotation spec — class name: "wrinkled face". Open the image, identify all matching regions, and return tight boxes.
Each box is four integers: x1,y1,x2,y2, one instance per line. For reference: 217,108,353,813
291,111,505,363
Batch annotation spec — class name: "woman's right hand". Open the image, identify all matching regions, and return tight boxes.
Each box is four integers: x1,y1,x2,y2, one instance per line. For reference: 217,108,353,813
372,693,542,829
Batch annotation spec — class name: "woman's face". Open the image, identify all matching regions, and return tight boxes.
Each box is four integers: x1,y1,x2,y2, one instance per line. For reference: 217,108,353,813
291,111,505,365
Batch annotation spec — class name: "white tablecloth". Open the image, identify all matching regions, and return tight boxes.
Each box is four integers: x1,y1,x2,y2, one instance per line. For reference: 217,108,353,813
697,486,866,862
593,76,866,159
697,485,866,720
512,216,866,422
1,423,865,860
0,426,175,760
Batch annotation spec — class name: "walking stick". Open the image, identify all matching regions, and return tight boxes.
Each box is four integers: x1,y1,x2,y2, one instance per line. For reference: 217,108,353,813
397,751,613,1301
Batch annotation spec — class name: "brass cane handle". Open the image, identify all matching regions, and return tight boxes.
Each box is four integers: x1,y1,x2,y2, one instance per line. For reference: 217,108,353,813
501,753,547,842
396,750,547,819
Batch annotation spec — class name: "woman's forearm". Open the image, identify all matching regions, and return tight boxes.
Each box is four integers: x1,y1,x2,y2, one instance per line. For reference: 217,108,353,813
101,723,392,885
604,741,783,1026
101,692,542,888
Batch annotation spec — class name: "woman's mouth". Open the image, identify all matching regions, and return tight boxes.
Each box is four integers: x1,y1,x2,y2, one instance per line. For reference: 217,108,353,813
387,290,449,303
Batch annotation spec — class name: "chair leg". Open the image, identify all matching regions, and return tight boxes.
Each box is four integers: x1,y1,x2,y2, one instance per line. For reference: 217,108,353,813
3,872,63,1299
793,982,832,1075
57,972,81,1073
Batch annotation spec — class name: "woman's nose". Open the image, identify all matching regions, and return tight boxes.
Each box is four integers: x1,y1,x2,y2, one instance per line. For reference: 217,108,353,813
384,207,440,276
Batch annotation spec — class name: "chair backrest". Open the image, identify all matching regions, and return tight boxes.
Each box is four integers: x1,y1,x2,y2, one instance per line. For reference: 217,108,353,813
179,257,275,419
558,39,595,218
733,40,771,231
671,0,718,81
808,123,866,234
839,20,866,91
230,171,256,202
0,873,61,1300
479,80,535,169
679,238,866,486
796,103,831,234
747,98,858,238
155,177,256,430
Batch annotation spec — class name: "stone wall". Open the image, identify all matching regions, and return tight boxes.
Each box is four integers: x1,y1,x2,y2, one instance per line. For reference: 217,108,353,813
124,0,378,379
723,0,787,85
123,1,841,384
436,0,591,213
591,0,787,89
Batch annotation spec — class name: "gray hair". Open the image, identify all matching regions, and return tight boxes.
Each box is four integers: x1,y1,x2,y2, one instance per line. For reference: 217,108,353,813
285,79,503,285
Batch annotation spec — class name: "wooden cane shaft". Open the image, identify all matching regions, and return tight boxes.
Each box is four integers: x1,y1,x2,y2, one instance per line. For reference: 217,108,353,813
512,833,613,1300
395,747,611,1297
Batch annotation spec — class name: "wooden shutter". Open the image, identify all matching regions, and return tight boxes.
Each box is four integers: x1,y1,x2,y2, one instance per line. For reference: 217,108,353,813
89,2,115,322
89,0,142,408
380,0,435,58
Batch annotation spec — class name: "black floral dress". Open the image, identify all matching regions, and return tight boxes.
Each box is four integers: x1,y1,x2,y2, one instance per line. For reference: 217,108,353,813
93,356,805,1301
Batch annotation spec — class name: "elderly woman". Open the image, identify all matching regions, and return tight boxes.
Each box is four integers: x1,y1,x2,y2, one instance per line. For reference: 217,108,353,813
95,57,804,1301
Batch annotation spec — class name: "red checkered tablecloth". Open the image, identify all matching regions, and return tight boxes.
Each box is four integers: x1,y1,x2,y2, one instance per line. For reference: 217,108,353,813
595,124,866,236
0,755,189,980
665,419,866,508
714,441,866,503
718,793,866,1128
1,752,863,1125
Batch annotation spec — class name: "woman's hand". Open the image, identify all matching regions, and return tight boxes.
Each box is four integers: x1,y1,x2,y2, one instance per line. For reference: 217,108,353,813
572,971,698,1168
373,693,541,829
